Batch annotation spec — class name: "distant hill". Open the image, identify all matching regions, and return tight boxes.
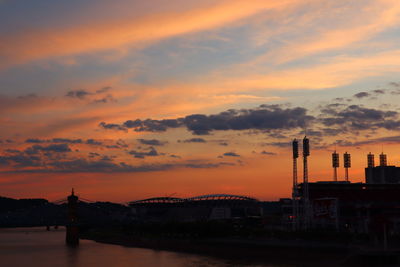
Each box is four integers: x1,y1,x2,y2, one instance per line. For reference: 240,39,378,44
0,196,49,213
0,196,131,227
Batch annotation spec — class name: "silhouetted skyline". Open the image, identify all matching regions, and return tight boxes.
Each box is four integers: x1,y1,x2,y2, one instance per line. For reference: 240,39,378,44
2,1,400,202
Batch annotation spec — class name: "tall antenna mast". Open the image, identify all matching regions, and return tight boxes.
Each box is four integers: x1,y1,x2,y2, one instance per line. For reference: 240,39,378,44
302,136,310,229
292,139,299,231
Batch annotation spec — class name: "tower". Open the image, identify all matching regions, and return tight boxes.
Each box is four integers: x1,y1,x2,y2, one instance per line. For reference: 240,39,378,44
379,152,387,183
366,153,375,184
367,153,375,168
292,139,299,230
343,152,351,181
380,153,387,166
66,189,79,246
302,136,310,229
332,151,339,181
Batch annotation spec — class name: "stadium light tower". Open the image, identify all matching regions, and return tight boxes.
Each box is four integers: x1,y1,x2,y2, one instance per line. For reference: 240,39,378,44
292,139,299,231
344,152,351,181
332,150,339,181
380,152,387,166
367,153,375,168
302,136,310,229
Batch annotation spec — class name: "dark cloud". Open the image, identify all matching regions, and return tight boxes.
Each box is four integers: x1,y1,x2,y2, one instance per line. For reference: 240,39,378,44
99,122,127,132
88,152,100,158
25,138,82,144
0,154,42,168
106,139,129,149
320,104,397,130
24,144,72,155
4,149,20,153
100,155,113,161
374,120,400,130
390,89,400,95
137,139,167,146
66,87,116,103
184,161,235,168
261,150,277,155
24,137,129,151
66,89,91,99
128,147,159,159
92,94,116,104
25,138,46,143
337,135,400,147
179,138,207,143
373,89,385,94
334,97,344,101
354,92,370,98
223,152,240,157
85,139,103,145
53,138,82,144
100,105,314,135
123,118,182,132
0,158,234,173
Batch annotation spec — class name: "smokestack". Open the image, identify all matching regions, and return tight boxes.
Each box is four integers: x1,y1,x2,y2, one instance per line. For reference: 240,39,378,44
380,153,387,166
332,151,339,181
344,152,351,181
367,153,374,168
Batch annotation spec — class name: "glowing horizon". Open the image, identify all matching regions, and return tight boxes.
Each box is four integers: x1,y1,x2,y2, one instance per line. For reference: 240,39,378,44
1,0,400,202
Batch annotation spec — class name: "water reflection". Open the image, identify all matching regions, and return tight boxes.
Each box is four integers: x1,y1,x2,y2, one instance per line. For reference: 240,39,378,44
66,246,80,267
0,227,284,267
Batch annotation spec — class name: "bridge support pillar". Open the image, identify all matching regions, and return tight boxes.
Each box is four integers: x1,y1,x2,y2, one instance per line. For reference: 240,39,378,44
66,189,79,246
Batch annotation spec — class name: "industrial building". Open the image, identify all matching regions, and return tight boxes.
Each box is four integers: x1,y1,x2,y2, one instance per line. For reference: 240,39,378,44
128,194,263,222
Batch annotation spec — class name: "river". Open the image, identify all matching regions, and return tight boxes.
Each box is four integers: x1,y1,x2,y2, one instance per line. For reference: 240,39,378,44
0,227,286,267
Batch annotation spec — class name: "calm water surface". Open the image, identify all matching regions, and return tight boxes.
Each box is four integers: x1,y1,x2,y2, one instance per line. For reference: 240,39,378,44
0,227,285,267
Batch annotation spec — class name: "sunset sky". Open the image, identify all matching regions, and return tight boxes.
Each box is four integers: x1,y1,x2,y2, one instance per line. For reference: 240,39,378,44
2,0,400,202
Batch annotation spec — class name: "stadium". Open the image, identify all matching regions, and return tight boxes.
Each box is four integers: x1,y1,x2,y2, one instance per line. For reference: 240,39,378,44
128,194,263,222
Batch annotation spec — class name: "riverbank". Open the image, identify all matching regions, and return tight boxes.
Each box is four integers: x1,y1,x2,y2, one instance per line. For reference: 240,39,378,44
82,229,390,267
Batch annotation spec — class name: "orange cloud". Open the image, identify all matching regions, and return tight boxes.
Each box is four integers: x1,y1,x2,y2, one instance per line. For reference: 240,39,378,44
250,0,400,65
0,0,299,68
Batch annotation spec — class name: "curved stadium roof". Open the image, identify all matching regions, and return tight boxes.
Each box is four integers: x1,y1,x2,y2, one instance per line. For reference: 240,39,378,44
129,194,258,205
